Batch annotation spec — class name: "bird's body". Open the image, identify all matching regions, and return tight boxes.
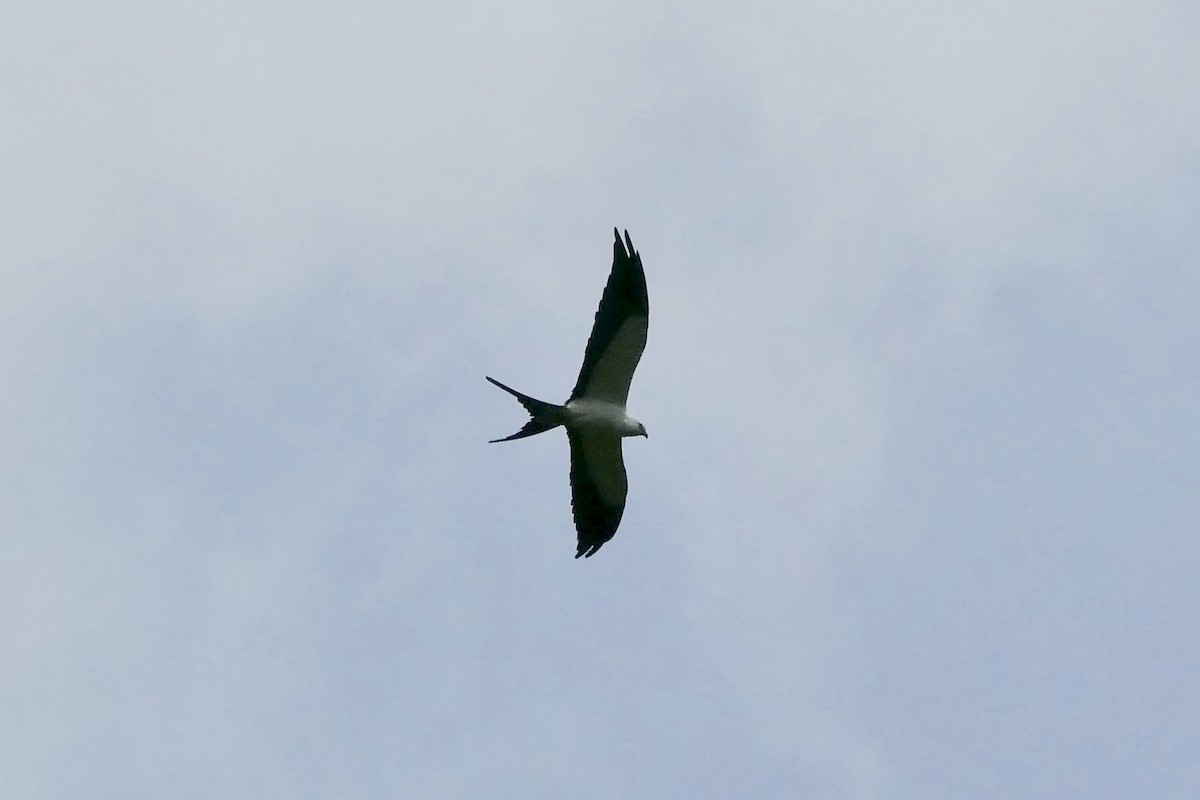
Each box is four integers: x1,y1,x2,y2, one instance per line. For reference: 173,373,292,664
562,398,644,436
488,229,649,558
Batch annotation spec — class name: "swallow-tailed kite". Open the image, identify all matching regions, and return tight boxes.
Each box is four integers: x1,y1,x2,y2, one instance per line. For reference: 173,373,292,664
488,228,649,558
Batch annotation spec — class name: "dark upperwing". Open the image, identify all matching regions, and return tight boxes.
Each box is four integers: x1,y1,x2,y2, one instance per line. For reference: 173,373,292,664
567,229,649,405
567,427,627,558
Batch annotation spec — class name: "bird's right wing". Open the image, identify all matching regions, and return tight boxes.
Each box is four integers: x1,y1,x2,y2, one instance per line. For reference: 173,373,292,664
568,229,649,405
567,427,627,558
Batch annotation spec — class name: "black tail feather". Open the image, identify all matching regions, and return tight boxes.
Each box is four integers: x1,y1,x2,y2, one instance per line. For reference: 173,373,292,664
486,376,566,443
489,418,559,443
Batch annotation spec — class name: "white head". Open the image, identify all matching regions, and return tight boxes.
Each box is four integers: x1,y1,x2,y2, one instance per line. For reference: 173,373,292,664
622,414,649,438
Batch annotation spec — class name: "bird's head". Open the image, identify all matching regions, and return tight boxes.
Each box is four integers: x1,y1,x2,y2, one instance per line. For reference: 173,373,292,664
623,417,648,438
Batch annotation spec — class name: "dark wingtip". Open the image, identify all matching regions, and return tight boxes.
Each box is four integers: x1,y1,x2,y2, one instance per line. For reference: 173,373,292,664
575,542,602,558
613,227,637,259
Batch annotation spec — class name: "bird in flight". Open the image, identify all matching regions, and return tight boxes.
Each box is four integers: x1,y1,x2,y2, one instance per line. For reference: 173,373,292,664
488,228,650,558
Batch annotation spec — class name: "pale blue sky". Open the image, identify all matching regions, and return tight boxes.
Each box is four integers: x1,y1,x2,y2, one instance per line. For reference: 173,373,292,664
2,1,1198,797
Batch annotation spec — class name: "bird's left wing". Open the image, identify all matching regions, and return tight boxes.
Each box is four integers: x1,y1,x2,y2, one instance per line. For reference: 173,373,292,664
568,229,649,404
567,428,627,558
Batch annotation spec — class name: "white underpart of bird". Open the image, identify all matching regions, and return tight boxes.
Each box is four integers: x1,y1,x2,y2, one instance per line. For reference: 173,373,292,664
563,398,643,435
487,228,649,558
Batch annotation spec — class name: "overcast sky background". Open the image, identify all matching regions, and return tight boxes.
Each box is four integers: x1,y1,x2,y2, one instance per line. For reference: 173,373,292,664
3,1,1198,797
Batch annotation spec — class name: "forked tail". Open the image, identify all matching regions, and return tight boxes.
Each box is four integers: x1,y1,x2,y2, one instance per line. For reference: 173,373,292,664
486,376,567,442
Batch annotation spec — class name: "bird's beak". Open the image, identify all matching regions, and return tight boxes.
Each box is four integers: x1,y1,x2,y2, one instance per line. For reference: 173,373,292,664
642,431,649,438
